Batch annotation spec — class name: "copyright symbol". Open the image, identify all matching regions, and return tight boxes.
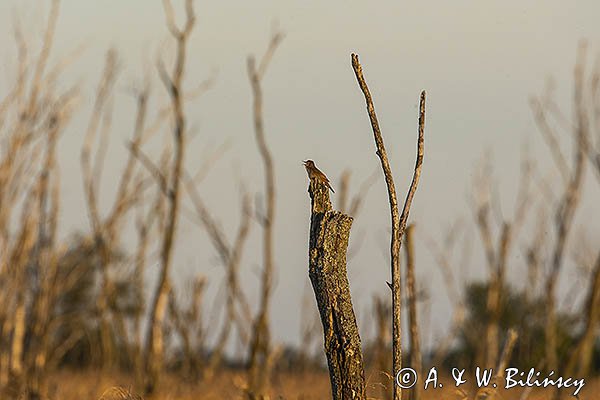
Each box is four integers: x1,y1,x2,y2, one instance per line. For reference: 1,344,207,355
395,367,417,389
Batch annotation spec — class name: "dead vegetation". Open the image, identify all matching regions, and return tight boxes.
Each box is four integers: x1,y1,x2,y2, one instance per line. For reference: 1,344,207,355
0,2,599,400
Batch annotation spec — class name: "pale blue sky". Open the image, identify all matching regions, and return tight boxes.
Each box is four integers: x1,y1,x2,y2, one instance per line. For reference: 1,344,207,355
1,1,599,351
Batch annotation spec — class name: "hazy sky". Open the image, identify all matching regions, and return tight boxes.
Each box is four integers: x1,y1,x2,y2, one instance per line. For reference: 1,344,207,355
1,1,599,350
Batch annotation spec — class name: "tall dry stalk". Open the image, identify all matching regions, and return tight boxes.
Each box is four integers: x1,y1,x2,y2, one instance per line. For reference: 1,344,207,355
373,296,392,400
132,184,164,381
424,221,471,366
0,2,87,397
80,49,120,369
143,0,195,394
404,224,422,400
559,45,600,380
185,181,253,378
168,275,207,378
78,45,151,370
337,169,377,217
298,284,321,372
470,155,529,368
351,53,426,400
531,43,588,372
473,329,519,400
246,32,283,399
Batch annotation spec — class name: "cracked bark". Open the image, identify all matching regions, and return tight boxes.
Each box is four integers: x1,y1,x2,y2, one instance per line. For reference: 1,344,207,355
307,179,365,400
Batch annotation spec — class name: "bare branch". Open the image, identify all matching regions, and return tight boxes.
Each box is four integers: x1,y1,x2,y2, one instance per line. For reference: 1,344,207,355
144,0,197,393
351,53,425,400
256,33,284,80
543,42,588,372
127,141,169,195
246,30,283,398
530,97,570,183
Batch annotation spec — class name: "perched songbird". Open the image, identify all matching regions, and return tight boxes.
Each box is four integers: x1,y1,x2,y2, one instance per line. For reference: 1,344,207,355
303,159,335,193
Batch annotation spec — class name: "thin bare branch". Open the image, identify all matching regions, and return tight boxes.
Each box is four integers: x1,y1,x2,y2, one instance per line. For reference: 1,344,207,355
530,97,570,183
351,53,425,400
246,30,283,399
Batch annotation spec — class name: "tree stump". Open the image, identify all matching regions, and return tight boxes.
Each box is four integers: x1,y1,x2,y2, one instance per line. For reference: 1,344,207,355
307,179,365,400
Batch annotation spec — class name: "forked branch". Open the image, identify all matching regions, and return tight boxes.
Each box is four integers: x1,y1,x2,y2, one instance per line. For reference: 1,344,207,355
351,53,425,400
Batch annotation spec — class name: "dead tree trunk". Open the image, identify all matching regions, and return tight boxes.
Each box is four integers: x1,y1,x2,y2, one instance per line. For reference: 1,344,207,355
307,178,365,400
143,0,195,394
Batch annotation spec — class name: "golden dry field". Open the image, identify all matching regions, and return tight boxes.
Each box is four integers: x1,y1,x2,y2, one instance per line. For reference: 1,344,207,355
28,370,596,400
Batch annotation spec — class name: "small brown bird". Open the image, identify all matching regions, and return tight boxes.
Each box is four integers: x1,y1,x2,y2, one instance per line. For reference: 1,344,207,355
303,159,335,193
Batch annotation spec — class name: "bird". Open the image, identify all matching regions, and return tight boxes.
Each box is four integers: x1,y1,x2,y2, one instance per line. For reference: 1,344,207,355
303,159,335,193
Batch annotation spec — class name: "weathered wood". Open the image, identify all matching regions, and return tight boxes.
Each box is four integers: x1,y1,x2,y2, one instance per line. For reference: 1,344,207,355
307,179,365,400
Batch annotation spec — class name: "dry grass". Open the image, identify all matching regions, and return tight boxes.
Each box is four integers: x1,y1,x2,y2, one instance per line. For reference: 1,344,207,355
27,370,597,400
98,387,143,400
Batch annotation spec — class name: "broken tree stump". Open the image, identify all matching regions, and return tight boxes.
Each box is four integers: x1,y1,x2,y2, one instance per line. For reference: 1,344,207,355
307,177,366,400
